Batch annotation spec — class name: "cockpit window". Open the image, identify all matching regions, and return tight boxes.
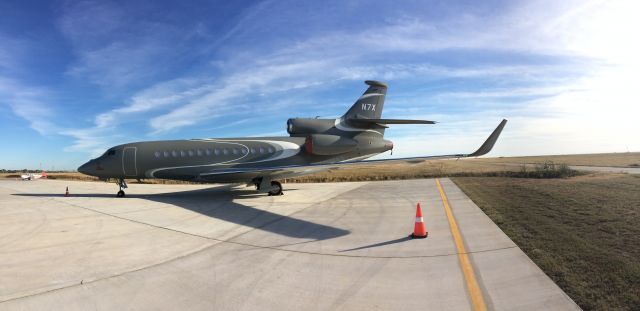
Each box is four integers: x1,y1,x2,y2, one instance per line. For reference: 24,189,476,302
107,149,116,156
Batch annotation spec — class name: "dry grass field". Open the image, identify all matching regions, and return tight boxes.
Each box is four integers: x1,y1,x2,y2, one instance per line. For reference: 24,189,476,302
471,152,640,167
453,174,640,311
289,152,639,182
2,152,638,184
0,159,571,183
0,173,97,181
286,159,518,182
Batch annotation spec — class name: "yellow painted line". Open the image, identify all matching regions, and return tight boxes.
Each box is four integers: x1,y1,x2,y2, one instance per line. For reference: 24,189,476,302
435,178,487,311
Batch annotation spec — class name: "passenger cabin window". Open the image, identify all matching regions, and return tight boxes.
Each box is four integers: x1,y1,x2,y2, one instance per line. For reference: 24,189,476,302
197,149,202,156
268,147,274,153
259,147,264,154
206,149,211,156
154,151,161,158
223,148,228,155
164,151,169,157
232,148,238,155
250,148,256,154
241,148,247,155
172,151,177,157
188,150,194,157
214,149,220,155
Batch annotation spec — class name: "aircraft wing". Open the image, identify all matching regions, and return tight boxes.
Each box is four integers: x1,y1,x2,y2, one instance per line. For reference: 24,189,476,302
200,119,507,181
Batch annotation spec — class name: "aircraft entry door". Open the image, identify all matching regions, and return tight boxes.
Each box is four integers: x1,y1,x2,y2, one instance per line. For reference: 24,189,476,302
122,147,138,176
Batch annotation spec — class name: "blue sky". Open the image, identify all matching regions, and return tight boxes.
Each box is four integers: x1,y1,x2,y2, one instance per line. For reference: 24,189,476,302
1,0,638,170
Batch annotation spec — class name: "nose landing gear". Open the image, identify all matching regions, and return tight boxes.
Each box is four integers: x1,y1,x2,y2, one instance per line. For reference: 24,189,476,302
116,178,128,197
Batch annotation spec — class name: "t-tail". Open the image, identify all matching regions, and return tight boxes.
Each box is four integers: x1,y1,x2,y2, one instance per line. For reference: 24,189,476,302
343,80,388,120
342,80,435,130
287,80,436,138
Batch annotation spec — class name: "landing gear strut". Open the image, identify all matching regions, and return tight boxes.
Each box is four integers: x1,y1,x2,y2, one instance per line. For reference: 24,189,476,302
116,178,128,197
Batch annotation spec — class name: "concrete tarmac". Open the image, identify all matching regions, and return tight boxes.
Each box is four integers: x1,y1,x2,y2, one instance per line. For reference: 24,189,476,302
0,179,580,310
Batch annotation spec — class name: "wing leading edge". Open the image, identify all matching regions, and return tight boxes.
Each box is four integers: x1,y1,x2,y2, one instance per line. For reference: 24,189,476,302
200,119,507,180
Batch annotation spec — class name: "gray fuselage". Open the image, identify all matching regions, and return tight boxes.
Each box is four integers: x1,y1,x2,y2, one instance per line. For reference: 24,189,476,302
79,80,397,186
78,128,392,183
76,80,507,196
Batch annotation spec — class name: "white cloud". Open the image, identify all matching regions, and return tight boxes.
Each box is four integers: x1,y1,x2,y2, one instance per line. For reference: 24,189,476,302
67,42,173,89
60,128,114,157
0,33,31,74
147,60,335,133
93,77,209,128
54,0,640,156
57,1,201,89
383,61,640,158
142,0,633,135
0,77,57,135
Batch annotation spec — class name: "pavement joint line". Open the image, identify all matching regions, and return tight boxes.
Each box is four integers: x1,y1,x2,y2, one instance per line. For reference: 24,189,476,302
1,182,516,305
436,178,488,311
4,186,519,259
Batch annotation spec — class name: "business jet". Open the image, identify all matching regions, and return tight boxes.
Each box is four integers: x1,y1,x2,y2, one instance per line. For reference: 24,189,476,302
78,80,507,197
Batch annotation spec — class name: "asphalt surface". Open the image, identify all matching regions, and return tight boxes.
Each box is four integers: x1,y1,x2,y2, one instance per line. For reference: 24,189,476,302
0,179,580,310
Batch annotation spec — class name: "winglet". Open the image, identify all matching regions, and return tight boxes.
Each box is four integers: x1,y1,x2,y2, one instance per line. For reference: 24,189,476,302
468,119,508,157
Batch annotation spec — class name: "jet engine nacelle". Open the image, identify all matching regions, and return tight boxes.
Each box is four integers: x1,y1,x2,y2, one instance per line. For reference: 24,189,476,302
287,118,334,136
304,134,358,155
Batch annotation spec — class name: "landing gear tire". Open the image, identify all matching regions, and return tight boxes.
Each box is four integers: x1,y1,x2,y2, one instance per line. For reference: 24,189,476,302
116,178,128,198
267,181,283,196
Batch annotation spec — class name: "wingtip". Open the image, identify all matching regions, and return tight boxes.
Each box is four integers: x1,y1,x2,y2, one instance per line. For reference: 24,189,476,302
468,119,508,157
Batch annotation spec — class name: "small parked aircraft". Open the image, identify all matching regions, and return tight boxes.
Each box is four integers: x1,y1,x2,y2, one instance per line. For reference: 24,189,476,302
21,171,47,181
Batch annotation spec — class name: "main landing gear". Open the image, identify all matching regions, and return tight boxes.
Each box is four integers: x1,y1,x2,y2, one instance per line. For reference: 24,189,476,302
116,178,128,197
267,181,283,196
255,178,283,196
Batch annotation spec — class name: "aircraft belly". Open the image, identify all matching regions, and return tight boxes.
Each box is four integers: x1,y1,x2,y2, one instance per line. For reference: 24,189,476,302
147,154,335,183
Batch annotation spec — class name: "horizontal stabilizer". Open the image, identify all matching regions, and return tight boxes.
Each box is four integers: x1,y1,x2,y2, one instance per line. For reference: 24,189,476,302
348,118,436,126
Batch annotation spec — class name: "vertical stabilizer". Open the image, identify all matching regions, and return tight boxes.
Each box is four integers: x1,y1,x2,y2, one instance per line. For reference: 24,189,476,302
342,80,387,120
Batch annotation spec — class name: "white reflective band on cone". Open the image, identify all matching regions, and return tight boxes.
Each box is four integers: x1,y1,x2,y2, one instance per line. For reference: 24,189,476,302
415,217,424,223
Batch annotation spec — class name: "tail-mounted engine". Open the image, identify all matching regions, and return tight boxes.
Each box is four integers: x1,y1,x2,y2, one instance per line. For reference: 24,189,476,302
287,118,334,136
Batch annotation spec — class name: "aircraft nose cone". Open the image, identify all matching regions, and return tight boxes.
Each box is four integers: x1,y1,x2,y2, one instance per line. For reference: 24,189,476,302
78,162,91,175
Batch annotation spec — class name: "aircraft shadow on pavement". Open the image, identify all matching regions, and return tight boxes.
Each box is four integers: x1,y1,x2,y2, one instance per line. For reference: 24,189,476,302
339,236,413,252
13,186,350,241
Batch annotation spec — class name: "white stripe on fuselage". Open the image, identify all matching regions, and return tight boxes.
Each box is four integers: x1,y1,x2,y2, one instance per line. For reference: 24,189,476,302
201,140,301,163
146,140,301,178
334,117,383,135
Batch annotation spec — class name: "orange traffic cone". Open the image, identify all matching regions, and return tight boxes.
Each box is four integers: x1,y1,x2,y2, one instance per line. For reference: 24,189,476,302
65,187,70,197
411,203,428,239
